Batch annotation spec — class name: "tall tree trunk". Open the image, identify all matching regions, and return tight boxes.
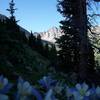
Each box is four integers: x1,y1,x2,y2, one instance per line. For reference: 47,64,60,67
74,0,89,81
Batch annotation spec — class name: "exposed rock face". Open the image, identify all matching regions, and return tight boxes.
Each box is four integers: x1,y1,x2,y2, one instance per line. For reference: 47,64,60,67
1,14,100,43
92,26,100,35
37,26,100,43
34,27,63,43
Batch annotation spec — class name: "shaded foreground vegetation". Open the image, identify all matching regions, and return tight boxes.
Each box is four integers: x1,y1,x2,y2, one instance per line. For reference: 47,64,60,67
0,2,100,99
0,75,100,100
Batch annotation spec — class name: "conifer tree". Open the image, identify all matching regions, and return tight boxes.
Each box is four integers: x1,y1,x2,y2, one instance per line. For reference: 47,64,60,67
6,0,19,32
7,0,17,22
43,43,49,58
56,0,96,82
49,44,57,65
56,0,80,73
29,31,36,49
36,34,44,55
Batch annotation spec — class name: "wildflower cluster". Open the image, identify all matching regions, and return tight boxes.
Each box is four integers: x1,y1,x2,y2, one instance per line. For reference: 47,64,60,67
0,75,100,100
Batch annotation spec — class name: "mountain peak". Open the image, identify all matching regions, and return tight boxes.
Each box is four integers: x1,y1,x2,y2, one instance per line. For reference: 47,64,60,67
34,27,62,43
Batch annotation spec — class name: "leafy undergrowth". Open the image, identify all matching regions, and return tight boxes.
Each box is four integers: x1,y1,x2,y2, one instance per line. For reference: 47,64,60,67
0,39,50,82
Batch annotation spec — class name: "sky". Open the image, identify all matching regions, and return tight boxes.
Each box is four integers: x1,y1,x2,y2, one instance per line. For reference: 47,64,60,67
0,0,63,32
0,0,100,33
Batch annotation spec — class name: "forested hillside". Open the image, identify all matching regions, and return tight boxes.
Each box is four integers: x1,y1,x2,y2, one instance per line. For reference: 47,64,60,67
0,15,51,82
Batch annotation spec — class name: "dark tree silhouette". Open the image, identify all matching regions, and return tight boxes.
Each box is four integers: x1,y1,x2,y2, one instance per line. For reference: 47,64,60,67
36,34,44,55
6,0,19,32
7,0,17,22
56,0,80,73
56,0,96,82
43,43,50,58
28,31,37,49
49,44,57,65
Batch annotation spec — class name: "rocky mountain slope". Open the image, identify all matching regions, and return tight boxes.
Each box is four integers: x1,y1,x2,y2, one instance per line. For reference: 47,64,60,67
0,14,50,82
34,27,63,43
0,14,30,38
34,26,100,44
